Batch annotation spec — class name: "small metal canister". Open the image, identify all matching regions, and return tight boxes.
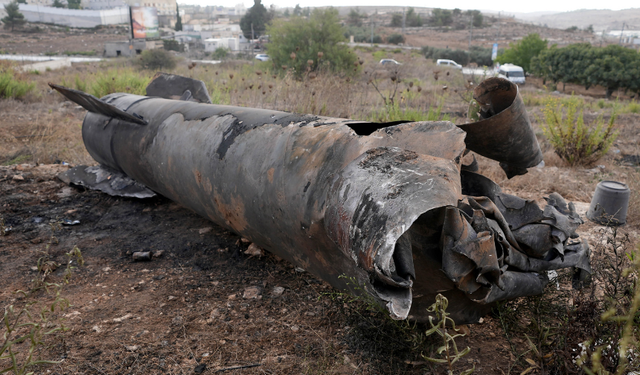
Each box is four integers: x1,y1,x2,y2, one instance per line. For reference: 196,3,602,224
587,181,630,225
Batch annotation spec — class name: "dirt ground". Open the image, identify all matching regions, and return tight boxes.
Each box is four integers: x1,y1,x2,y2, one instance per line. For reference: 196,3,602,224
0,25,127,56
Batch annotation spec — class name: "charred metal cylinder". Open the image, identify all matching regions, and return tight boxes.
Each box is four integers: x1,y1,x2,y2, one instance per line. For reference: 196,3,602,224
51,76,588,324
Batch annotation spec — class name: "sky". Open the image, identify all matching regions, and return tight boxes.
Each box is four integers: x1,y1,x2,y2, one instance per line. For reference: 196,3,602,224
181,0,637,15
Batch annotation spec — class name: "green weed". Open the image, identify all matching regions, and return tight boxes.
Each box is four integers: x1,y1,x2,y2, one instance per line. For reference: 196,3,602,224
89,68,151,98
541,97,618,166
423,294,474,375
0,71,35,100
1,231,83,375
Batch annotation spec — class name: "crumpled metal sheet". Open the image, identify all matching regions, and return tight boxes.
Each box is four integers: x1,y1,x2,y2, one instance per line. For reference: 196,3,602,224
58,165,156,199
50,77,589,324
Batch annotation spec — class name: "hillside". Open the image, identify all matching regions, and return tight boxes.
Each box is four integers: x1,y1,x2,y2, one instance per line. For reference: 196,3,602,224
516,8,640,32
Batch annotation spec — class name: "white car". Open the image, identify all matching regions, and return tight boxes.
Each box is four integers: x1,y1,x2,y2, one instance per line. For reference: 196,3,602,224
255,54,269,61
379,59,401,66
436,59,462,69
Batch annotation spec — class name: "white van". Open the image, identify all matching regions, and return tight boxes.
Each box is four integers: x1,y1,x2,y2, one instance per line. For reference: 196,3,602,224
497,64,525,84
436,59,462,69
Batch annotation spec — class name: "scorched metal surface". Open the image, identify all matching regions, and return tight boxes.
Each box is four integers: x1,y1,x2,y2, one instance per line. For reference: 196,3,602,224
51,75,590,324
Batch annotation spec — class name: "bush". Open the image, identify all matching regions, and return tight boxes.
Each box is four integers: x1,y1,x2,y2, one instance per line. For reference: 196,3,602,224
163,39,184,52
0,70,35,99
136,48,177,71
211,47,229,60
89,68,151,98
542,98,618,166
422,45,469,65
386,33,405,45
267,8,358,78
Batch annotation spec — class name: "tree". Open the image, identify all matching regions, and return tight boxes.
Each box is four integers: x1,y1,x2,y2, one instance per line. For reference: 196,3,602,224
347,8,364,27
466,10,482,28
283,9,289,17
292,4,302,16
52,0,65,8
2,1,26,31
430,9,452,27
390,13,402,27
405,8,423,27
495,33,547,73
16,0,26,3
175,3,182,31
240,0,272,39
67,0,81,9
266,8,358,78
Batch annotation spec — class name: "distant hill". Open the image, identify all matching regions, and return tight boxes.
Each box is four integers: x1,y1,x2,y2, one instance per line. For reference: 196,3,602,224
516,8,640,32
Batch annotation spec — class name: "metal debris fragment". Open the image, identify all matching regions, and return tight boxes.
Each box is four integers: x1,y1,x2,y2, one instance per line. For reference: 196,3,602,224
50,76,589,324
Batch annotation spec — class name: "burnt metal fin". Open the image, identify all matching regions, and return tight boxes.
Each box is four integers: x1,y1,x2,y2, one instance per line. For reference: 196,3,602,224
48,83,149,125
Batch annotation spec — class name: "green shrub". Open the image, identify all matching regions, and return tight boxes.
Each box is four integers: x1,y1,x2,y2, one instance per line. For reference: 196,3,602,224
90,68,151,98
162,39,183,52
211,47,229,60
625,100,640,114
0,70,35,99
135,48,177,71
387,33,405,45
542,98,618,166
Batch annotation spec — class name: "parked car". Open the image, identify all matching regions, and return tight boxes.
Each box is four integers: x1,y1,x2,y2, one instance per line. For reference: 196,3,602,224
497,63,525,84
379,59,401,66
436,59,462,69
255,54,269,61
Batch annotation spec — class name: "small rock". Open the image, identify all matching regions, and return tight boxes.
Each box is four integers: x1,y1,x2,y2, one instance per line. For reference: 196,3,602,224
102,267,111,272
227,294,237,300
92,325,103,333
271,286,285,297
244,243,264,257
240,237,251,244
153,250,165,258
294,267,306,273
210,309,221,319
168,296,177,300
125,345,139,352
132,252,152,261
243,286,262,299
12,174,24,181
113,313,133,323
172,315,184,326
290,325,299,332
194,364,207,374
199,227,213,235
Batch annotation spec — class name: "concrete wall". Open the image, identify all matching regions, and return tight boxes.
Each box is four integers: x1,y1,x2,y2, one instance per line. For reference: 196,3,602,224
17,4,129,28
104,39,146,57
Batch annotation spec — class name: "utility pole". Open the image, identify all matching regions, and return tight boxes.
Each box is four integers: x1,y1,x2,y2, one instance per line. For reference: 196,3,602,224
370,13,374,45
619,22,625,44
402,7,406,35
468,15,473,51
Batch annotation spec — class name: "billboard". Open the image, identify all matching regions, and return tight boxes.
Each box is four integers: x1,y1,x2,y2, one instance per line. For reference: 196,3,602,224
130,6,159,39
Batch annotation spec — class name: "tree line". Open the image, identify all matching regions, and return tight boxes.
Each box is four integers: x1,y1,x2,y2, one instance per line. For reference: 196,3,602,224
531,43,640,98
495,33,640,98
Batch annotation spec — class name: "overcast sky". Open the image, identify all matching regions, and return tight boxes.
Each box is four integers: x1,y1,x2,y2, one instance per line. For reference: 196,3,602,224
181,0,637,15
